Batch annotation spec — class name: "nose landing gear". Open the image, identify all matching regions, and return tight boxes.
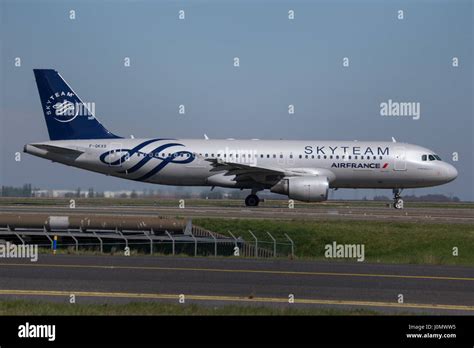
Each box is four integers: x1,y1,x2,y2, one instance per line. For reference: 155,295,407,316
393,189,404,209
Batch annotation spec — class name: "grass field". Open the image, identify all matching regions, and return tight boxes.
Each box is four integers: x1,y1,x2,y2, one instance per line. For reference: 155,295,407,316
194,218,474,265
0,299,382,315
0,197,472,209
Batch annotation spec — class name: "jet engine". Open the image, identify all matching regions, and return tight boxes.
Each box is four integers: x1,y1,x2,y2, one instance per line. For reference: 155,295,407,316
270,176,329,202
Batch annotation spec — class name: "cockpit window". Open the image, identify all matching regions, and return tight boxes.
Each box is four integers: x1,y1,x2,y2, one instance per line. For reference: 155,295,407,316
422,154,441,161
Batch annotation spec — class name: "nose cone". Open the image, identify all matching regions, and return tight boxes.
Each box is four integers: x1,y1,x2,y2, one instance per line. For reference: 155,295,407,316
444,164,458,183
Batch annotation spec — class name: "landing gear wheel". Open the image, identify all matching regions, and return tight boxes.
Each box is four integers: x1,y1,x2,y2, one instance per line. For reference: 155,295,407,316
392,189,404,209
394,198,404,209
245,194,260,207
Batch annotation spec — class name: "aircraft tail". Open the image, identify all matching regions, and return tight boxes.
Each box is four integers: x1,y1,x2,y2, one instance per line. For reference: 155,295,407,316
33,69,120,141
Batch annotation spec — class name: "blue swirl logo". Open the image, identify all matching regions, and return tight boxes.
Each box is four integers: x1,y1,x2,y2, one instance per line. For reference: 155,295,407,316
99,139,195,181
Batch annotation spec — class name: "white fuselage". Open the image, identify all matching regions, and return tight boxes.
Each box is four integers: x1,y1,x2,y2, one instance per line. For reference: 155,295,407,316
24,138,458,191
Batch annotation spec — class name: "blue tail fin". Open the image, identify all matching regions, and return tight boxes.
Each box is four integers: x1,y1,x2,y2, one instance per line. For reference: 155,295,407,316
33,69,121,140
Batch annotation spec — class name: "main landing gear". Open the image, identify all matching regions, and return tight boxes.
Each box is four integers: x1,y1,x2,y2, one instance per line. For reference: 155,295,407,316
245,189,261,207
393,189,404,209
245,194,260,207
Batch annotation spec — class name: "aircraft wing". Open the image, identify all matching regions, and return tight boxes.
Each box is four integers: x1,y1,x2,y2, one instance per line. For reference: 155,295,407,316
205,158,335,185
207,158,282,175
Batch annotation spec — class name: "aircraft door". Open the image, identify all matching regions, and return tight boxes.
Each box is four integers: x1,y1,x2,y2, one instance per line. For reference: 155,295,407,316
393,147,407,171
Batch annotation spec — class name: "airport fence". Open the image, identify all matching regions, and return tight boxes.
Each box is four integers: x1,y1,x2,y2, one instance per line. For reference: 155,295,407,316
0,226,294,259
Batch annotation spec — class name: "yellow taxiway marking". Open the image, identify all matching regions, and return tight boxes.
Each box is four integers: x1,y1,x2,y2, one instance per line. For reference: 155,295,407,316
0,289,473,311
1,262,474,282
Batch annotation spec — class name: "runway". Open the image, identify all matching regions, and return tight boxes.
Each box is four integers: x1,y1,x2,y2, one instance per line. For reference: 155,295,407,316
1,204,473,224
0,255,473,314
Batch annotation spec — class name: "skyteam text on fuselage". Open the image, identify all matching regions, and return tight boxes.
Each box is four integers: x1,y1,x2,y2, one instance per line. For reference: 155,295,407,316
24,69,458,209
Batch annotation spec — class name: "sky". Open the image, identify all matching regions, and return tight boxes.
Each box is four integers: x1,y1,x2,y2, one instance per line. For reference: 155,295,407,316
0,0,472,200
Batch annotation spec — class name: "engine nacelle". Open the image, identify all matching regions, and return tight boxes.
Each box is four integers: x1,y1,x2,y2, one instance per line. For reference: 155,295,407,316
270,176,329,202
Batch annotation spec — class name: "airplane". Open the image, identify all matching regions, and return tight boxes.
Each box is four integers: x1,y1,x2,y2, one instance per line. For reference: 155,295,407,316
24,69,458,209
